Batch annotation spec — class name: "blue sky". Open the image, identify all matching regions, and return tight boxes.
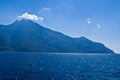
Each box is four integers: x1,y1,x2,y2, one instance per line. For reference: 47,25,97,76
0,0,120,53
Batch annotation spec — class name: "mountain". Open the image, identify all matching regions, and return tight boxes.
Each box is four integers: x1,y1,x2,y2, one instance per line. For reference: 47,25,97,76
0,19,114,53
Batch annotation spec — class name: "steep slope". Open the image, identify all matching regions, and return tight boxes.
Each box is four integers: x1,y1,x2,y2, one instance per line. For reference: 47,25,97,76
0,19,114,53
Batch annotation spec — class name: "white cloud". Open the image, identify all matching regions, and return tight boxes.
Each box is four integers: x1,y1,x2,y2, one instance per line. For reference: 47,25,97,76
18,12,44,22
86,18,92,24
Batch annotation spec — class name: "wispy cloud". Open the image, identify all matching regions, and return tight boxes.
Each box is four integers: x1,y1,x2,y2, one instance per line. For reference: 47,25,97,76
86,18,92,24
97,24,104,29
92,24,104,32
42,7,52,12
18,12,44,22
43,7,52,11
86,18,104,30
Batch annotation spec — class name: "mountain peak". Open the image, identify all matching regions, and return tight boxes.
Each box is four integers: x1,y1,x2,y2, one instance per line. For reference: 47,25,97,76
10,19,40,27
79,36,91,42
15,19,35,24
80,36,88,39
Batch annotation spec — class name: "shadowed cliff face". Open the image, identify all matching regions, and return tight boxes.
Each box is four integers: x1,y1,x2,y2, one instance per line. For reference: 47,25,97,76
0,19,114,53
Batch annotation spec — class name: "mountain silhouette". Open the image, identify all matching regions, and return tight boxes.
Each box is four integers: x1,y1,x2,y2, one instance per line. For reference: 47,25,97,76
0,19,114,53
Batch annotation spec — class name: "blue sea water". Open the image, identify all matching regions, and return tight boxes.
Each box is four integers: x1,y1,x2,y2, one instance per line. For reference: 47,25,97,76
0,52,120,80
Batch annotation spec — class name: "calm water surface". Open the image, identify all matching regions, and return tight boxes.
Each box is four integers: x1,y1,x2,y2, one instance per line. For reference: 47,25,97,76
0,52,120,80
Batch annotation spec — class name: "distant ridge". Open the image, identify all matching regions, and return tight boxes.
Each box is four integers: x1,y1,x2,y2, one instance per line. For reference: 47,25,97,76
0,19,114,53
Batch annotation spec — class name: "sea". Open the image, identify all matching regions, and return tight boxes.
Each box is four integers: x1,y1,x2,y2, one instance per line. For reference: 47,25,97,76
0,52,120,80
